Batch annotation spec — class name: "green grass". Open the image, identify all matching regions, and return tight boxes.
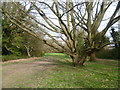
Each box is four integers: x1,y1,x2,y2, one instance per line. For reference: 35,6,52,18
36,53,119,88
3,53,119,88
36,58,118,88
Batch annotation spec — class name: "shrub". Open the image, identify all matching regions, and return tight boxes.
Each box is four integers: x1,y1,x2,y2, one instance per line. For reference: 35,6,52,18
96,48,120,60
2,55,29,62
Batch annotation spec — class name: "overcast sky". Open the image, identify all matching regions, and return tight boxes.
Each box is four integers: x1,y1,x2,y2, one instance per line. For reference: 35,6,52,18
98,1,118,38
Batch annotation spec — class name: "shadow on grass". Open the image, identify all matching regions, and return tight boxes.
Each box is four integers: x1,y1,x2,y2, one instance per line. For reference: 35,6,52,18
42,53,74,66
44,53,70,59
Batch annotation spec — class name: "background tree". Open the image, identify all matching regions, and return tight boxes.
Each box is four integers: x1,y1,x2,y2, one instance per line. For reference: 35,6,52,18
2,2,44,57
2,11,24,55
110,27,120,48
22,32,44,57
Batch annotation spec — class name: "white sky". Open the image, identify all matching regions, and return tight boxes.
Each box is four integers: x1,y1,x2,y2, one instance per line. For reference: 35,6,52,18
98,2,118,38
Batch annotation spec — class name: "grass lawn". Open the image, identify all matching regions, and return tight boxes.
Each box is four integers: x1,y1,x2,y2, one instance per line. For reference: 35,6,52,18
2,53,119,88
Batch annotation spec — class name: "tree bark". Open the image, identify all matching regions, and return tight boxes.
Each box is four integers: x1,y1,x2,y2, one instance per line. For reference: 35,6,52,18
79,56,87,66
89,52,96,61
70,54,87,67
27,48,31,57
25,45,31,57
70,55,76,67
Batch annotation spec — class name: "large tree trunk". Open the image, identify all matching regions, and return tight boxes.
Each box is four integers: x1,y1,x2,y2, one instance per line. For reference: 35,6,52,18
70,55,76,67
25,45,31,57
89,52,96,61
70,54,87,67
79,56,87,66
26,48,31,57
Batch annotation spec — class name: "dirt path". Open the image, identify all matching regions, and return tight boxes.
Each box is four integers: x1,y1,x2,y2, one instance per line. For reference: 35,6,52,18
2,57,58,88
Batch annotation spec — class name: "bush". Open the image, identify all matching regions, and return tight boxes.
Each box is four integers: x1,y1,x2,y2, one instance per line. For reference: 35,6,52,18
31,51,45,57
2,55,29,62
96,48,120,60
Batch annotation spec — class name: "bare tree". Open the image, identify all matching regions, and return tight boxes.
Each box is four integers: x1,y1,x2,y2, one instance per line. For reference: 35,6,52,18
74,1,120,61
2,0,120,66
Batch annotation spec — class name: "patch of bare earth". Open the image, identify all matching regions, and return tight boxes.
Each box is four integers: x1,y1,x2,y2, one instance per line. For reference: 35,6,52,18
2,57,57,88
